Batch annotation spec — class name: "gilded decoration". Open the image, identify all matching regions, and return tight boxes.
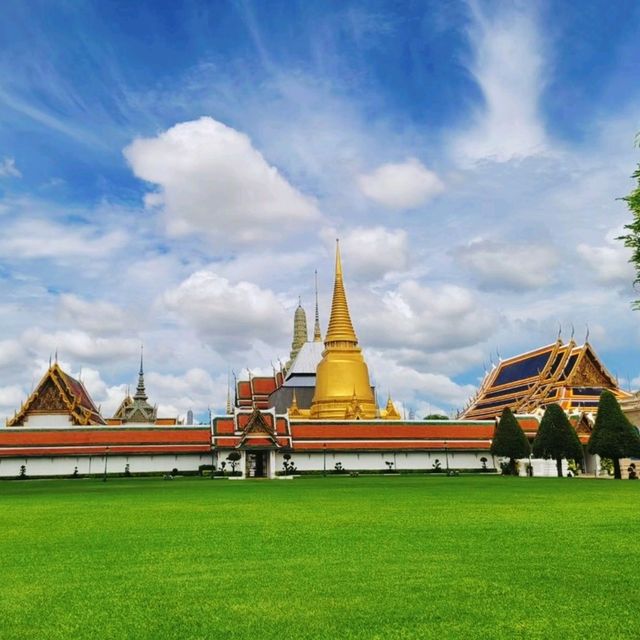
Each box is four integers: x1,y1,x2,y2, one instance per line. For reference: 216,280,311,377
570,355,612,387
7,363,105,426
31,380,69,413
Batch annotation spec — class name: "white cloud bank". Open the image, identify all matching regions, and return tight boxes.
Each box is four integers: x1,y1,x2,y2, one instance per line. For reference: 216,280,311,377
322,226,410,281
124,117,319,245
453,3,548,163
357,158,444,209
455,238,559,290
163,270,289,352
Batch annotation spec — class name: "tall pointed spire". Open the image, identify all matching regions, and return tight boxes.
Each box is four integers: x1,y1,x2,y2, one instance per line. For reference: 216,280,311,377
310,239,376,419
226,370,233,415
325,239,357,346
134,344,148,401
313,270,322,342
286,297,308,369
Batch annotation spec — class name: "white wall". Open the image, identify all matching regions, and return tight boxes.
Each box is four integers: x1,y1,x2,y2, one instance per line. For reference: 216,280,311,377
272,450,495,473
0,453,212,478
24,414,73,427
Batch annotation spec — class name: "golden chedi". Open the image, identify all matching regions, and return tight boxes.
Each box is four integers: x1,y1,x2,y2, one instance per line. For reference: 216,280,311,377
310,240,377,419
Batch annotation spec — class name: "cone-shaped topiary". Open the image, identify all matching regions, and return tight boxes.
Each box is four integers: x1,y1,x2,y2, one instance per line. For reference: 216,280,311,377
532,404,583,477
588,390,640,479
490,407,531,475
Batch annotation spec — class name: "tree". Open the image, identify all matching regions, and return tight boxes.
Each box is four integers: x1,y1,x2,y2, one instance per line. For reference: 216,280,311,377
227,451,242,474
490,407,531,475
424,414,449,420
588,390,640,479
532,404,583,477
617,134,640,306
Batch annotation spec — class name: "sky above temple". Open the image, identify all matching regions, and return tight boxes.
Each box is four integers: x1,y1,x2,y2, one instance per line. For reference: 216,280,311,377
0,0,639,420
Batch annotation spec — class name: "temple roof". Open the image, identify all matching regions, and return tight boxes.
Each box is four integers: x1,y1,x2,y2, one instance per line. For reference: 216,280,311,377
461,339,630,420
236,370,284,410
284,341,324,385
7,363,105,426
112,352,157,423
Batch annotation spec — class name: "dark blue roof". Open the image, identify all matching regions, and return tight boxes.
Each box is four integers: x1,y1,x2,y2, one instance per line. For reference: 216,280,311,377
493,351,552,386
484,383,531,400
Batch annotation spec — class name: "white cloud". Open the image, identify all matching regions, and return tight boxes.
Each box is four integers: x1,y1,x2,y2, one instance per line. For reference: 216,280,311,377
147,368,224,418
0,340,26,371
124,117,319,245
0,219,126,259
0,384,26,417
577,228,635,286
367,351,476,407
453,3,548,163
358,280,496,352
357,158,444,209
0,157,21,178
321,226,410,281
22,329,139,364
58,294,129,335
455,238,559,290
162,270,289,352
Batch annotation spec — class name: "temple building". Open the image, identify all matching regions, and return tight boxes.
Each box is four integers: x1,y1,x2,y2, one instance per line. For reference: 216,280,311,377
460,340,631,420
7,362,105,427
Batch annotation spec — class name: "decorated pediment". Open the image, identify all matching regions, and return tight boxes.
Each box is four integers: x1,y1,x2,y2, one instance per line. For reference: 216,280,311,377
569,353,614,388
7,364,105,426
30,379,69,413
238,409,279,448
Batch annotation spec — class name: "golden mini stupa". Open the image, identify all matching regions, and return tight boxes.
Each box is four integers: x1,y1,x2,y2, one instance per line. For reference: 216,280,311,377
309,240,377,419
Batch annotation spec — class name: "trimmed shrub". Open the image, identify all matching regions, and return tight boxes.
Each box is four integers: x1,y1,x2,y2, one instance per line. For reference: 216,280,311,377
532,404,583,477
491,408,530,475
589,391,640,479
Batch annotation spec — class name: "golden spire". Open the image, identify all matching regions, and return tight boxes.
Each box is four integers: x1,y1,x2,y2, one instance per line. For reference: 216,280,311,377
384,393,401,420
289,389,302,417
325,240,357,346
313,270,322,342
309,239,376,419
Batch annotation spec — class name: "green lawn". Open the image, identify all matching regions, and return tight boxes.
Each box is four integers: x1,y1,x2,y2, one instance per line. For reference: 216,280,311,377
0,475,638,639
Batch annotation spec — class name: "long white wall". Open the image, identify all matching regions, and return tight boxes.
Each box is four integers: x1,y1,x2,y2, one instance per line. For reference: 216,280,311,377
0,453,212,478
274,450,495,473
1,450,595,478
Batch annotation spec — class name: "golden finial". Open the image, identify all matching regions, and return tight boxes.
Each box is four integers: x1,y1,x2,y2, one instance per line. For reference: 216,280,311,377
324,239,358,346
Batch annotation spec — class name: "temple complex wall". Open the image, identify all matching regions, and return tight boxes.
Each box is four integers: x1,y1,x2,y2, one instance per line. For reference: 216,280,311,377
0,453,211,478
273,450,496,473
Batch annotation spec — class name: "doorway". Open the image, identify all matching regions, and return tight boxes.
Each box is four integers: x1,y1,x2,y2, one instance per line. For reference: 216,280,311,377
246,451,268,478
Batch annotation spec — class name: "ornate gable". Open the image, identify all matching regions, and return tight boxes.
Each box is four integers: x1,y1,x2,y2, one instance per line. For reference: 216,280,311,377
238,409,279,448
29,379,69,413
568,351,615,388
7,364,105,426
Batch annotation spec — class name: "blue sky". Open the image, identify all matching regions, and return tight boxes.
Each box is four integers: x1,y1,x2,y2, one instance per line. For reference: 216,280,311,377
0,0,639,419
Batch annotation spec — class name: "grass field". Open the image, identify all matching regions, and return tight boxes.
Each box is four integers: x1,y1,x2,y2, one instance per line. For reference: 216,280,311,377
1,475,638,640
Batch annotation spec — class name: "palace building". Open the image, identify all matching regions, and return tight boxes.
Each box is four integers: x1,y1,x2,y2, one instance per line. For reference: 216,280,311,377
0,241,632,479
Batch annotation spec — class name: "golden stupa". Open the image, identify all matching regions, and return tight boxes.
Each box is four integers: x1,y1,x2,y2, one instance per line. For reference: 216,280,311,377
309,240,377,419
